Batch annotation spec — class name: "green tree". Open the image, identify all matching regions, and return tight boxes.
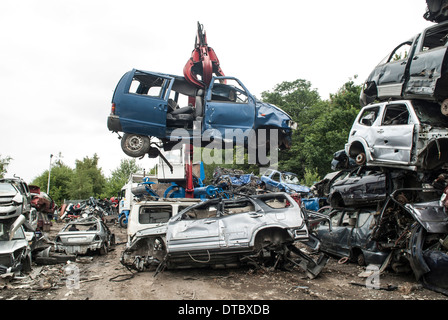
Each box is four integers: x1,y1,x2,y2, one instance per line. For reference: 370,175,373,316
102,158,142,198
69,154,105,199
261,77,362,180
32,160,74,206
0,155,12,178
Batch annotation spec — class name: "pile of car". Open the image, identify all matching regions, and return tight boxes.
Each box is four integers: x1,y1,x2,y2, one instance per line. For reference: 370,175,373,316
313,8,448,295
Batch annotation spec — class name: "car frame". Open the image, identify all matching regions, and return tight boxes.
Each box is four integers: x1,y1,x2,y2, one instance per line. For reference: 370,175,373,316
345,99,448,170
360,20,448,107
54,216,115,255
107,69,296,158
121,193,328,278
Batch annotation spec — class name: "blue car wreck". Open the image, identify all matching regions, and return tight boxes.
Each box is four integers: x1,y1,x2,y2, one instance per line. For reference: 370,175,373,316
107,69,296,159
260,169,310,195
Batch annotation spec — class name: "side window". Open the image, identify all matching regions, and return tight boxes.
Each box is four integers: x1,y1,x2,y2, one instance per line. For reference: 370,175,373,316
330,211,343,227
421,24,448,51
357,211,371,228
210,79,248,103
272,173,281,182
139,206,172,224
129,73,170,99
359,107,380,126
382,104,409,125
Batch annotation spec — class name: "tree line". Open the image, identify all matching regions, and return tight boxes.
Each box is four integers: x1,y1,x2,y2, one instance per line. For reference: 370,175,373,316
0,76,362,206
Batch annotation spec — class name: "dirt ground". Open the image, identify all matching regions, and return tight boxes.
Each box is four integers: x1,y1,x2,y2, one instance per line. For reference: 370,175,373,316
1,221,447,304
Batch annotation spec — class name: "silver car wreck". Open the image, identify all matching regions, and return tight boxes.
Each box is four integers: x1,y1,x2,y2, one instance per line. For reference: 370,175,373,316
0,215,32,275
55,216,115,255
121,193,328,279
345,99,448,170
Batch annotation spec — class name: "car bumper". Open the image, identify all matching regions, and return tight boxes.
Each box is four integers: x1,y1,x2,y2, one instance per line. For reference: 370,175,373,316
107,115,122,132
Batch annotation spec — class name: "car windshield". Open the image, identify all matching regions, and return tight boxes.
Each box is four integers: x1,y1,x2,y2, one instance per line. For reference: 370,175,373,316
0,183,16,193
282,173,300,184
412,100,448,127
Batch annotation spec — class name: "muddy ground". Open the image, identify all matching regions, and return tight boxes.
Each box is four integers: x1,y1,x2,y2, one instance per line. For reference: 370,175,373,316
1,220,447,306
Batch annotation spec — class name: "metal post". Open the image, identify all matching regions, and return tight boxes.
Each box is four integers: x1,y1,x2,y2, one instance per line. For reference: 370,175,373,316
47,154,53,194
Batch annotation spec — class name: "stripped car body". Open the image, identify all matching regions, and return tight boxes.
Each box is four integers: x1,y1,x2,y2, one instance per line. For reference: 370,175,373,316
107,69,296,158
55,216,115,255
360,20,448,107
345,99,448,170
121,193,328,279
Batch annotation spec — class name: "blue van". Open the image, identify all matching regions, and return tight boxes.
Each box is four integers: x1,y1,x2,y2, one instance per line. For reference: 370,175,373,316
107,69,296,158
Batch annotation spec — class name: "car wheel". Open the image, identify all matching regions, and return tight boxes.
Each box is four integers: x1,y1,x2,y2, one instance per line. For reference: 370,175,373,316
355,152,366,166
22,254,32,273
119,215,127,228
99,243,108,255
357,252,366,266
121,133,150,158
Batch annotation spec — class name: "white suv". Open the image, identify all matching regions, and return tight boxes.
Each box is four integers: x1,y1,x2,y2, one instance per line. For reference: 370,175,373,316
345,100,448,170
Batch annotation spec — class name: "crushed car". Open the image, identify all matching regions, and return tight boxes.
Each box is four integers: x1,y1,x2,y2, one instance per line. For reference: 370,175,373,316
370,187,448,294
360,20,448,107
0,182,27,219
54,216,115,256
327,166,388,208
261,169,310,195
121,193,328,279
345,99,448,170
0,215,32,275
315,207,389,266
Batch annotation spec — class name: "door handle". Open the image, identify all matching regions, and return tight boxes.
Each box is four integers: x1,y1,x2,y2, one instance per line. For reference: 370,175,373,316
377,129,384,134
249,213,263,218
204,220,216,224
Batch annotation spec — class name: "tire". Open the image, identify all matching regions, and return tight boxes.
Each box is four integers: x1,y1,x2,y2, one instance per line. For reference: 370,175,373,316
357,252,366,266
119,215,127,228
121,133,150,158
99,243,108,255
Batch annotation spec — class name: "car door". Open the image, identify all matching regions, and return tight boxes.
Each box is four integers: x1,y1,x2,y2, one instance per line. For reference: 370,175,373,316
113,69,174,138
371,102,414,164
318,209,349,256
166,202,221,252
264,171,282,192
406,23,448,100
203,77,256,140
375,40,415,99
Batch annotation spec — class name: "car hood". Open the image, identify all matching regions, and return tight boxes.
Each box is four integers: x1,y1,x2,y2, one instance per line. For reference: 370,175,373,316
255,100,293,129
0,239,28,254
404,201,448,234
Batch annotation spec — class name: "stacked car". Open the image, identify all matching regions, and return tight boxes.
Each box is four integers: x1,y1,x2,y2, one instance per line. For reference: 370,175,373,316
316,9,448,295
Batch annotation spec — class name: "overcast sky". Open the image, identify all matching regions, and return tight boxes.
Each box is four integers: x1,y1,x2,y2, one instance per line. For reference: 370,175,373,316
0,0,434,183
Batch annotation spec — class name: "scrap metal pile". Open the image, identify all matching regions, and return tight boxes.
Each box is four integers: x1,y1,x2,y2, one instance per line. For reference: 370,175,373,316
313,0,448,295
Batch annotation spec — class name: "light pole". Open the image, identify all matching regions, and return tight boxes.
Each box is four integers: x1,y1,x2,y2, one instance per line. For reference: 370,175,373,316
47,154,53,194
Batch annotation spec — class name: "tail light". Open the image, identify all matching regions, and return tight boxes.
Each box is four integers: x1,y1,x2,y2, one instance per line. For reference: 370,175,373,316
111,103,116,115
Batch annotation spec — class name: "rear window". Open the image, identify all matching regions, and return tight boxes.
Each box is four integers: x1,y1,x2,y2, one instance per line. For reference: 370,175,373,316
139,206,172,224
